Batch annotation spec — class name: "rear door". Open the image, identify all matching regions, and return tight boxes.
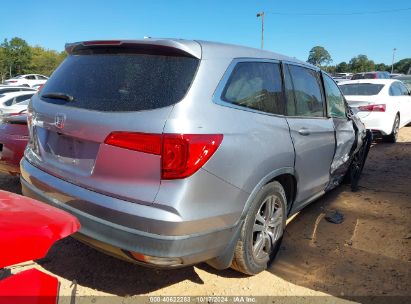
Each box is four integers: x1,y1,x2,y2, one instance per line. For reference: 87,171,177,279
27,43,200,204
283,63,335,206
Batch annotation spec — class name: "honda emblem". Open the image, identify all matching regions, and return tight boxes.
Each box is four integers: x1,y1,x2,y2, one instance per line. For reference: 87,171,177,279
55,113,66,129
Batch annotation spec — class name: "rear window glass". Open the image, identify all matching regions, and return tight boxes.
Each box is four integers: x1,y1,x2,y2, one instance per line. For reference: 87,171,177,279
40,53,199,112
339,83,384,96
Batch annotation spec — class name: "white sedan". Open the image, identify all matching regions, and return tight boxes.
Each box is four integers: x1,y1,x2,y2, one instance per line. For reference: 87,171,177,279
339,79,411,143
0,91,35,113
3,74,48,88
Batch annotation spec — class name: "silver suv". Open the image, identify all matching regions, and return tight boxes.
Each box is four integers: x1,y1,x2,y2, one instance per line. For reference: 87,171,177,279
21,39,370,275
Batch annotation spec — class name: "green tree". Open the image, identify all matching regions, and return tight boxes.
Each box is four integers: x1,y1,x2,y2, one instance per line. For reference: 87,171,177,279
307,46,332,67
349,55,375,73
28,46,66,76
0,47,9,82
335,61,349,73
323,65,336,74
375,63,389,72
392,58,411,74
1,37,32,76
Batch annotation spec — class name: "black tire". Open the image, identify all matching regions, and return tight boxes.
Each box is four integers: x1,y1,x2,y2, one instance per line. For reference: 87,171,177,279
383,114,400,143
231,181,287,275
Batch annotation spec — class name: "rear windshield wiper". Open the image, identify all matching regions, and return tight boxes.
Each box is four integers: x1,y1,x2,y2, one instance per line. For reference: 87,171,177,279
42,92,75,102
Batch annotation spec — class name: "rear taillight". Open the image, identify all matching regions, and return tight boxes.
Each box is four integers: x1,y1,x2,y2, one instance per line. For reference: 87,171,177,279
7,80,17,83
104,133,223,179
104,132,162,155
161,134,223,179
358,104,386,112
37,84,44,92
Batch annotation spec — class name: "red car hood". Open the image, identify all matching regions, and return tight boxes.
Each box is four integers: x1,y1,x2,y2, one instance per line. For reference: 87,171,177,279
0,190,80,268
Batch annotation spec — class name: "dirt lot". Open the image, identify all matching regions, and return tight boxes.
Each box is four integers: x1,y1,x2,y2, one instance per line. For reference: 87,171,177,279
2,127,411,303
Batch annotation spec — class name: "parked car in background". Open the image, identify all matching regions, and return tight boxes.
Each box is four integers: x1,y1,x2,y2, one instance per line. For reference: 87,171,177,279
0,91,35,112
334,72,353,79
339,79,411,142
0,99,30,117
394,74,411,90
21,39,371,275
0,85,36,95
390,73,404,79
3,74,48,88
0,112,28,175
0,190,80,302
351,71,390,80
32,83,45,91
332,77,350,84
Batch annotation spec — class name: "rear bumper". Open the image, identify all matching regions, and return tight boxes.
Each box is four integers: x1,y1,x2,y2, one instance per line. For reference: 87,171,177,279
20,158,241,267
357,112,394,135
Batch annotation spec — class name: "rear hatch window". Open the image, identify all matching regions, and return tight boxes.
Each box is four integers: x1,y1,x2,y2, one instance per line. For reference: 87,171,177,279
40,48,199,112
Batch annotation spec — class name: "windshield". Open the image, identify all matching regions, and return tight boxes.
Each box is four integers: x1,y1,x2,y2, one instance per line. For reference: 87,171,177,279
339,83,384,96
40,52,199,112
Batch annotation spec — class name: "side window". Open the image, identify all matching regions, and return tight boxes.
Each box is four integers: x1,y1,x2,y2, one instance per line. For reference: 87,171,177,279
4,97,16,107
15,95,32,103
323,73,346,119
221,62,285,115
287,65,324,117
389,83,402,96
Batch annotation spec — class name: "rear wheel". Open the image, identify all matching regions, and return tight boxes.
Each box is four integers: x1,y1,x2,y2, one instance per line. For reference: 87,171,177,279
231,181,286,275
383,114,400,143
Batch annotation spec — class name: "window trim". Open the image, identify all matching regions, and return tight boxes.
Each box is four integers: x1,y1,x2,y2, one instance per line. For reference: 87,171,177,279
282,62,328,119
212,58,286,117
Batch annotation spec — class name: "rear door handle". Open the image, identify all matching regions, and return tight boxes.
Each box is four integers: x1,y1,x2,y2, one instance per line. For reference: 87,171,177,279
298,128,311,136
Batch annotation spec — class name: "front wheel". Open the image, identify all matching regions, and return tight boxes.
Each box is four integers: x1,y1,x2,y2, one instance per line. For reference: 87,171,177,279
231,181,286,275
383,114,400,143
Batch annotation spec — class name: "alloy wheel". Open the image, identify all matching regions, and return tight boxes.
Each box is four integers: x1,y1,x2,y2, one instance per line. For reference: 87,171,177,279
252,195,283,262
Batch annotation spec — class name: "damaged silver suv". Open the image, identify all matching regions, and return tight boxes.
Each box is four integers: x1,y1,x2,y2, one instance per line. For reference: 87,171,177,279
21,39,371,275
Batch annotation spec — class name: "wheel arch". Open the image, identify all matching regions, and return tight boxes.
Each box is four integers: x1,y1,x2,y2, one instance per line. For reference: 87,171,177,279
240,168,297,220
207,168,297,270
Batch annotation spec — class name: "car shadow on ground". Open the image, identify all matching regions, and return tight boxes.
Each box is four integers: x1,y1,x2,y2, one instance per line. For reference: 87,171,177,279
38,237,205,296
4,130,411,298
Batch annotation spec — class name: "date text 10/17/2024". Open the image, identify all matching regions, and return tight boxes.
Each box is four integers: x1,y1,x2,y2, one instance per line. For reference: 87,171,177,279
149,297,257,303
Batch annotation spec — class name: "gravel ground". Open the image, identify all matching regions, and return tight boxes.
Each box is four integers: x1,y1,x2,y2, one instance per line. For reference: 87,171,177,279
2,127,411,304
